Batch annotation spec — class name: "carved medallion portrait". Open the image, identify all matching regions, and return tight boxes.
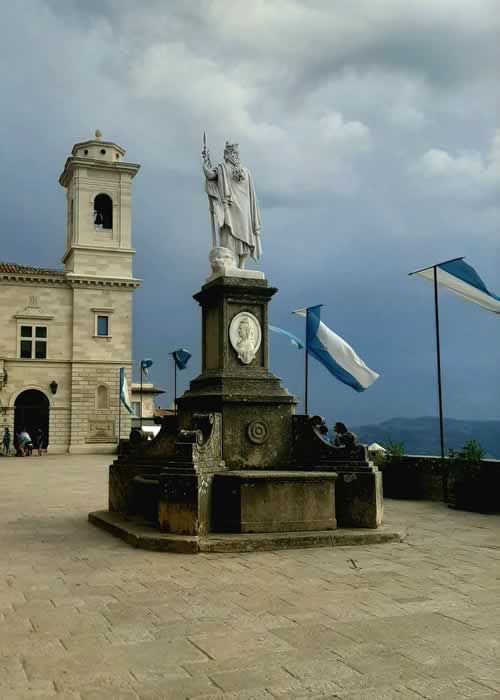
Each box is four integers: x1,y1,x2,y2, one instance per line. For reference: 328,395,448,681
229,312,262,365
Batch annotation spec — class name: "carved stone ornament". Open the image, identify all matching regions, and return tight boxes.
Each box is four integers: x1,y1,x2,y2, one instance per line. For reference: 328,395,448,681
209,246,237,276
229,312,262,365
247,420,268,444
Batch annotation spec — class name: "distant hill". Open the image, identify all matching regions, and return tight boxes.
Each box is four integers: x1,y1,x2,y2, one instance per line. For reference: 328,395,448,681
351,417,500,459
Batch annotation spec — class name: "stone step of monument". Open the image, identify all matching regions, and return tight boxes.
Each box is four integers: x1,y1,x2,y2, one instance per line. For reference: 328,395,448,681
303,463,377,473
88,510,402,554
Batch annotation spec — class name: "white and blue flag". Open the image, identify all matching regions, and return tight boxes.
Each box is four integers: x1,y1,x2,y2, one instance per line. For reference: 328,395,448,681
140,358,153,377
172,348,192,370
269,325,304,349
413,258,500,314
119,368,133,414
293,306,379,392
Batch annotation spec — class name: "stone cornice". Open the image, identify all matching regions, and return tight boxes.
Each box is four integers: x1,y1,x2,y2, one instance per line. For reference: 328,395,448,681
1,358,133,365
0,272,141,289
59,157,140,187
14,313,54,320
61,245,136,265
0,272,69,286
66,274,141,289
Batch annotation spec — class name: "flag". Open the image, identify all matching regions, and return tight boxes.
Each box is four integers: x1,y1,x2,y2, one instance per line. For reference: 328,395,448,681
141,358,153,377
269,325,304,349
119,368,133,414
293,306,379,392
413,258,500,314
172,348,192,370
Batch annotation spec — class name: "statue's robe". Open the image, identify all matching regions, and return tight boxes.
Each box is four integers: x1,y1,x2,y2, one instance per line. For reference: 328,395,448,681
205,162,262,260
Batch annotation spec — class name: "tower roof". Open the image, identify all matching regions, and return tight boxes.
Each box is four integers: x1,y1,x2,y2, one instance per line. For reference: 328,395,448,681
59,130,140,187
71,129,126,157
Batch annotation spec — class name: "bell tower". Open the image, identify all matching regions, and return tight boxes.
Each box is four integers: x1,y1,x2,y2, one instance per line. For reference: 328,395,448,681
59,130,140,278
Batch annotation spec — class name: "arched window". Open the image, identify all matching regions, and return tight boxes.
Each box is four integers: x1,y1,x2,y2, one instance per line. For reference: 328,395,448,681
93,194,113,230
96,385,109,410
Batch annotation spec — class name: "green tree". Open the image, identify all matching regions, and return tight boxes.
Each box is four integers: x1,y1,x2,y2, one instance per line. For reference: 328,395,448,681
449,439,485,464
384,439,406,458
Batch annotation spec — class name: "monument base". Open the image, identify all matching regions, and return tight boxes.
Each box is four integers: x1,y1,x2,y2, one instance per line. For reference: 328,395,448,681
92,274,389,552
212,470,338,533
335,469,383,528
89,510,401,553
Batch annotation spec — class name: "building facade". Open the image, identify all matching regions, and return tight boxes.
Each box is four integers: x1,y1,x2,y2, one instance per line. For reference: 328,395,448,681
130,383,165,425
0,132,141,453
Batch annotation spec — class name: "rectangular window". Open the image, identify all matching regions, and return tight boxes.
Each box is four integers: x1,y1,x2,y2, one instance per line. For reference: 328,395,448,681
20,340,32,358
97,315,109,337
132,401,141,417
35,341,47,359
18,325,47,359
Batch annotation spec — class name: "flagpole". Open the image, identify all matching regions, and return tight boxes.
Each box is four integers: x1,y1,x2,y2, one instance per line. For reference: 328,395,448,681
305,310,309,415
433,266,445,461
139,361,143,430
173,355,177,415
117,369,122,456
409,261,453,485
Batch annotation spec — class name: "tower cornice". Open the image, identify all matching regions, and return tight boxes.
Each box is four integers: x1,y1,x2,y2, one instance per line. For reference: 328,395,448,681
59,157,141,188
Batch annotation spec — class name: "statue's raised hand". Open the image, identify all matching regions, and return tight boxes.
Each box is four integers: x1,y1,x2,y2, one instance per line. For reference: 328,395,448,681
202,146,211,166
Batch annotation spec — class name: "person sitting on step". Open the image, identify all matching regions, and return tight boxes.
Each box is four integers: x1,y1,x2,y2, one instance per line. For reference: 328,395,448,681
332,422,358,450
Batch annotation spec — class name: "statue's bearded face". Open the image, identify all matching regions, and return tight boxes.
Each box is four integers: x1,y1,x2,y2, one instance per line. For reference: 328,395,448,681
224,144,240,165
224,143,245,181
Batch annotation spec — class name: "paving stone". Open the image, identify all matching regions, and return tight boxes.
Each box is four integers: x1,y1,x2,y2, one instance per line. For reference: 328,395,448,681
267,678,343,697
104,623,156,645
270,623,355,652
207,666,294,693
281,652,362,683
0,690,79,700
195,691,275,700
0,631,67,658
81,689,139,700
2,455,500,699
336,685,423,699
406,677,498,698
188,629,293,662
0,657,28,686
133,675,219,699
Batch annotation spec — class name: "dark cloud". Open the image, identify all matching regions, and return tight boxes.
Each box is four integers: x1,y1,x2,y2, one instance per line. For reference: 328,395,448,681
1,1,499,429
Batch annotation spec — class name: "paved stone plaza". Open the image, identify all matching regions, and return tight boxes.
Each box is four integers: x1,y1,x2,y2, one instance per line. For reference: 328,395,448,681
1,455,500,700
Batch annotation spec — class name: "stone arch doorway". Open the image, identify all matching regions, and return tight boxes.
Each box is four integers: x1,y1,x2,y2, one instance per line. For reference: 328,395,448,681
14,390,50,447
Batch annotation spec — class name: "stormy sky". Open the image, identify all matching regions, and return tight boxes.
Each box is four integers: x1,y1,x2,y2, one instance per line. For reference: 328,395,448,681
1,1,499,429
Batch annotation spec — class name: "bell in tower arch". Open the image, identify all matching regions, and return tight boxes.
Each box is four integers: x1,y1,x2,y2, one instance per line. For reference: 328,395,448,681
93,193,112,230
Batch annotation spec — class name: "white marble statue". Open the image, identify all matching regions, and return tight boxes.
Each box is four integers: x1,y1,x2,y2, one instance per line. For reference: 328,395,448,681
202,138,262,270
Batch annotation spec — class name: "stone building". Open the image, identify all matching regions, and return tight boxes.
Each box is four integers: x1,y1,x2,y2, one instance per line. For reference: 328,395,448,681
0,132,141,453
130,383,165,426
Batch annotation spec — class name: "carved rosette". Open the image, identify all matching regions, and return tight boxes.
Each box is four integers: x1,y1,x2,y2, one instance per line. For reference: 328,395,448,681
247,420,268,445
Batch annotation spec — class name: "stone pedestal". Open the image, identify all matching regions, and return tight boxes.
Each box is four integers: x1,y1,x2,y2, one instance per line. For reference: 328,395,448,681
292,415,384,529
334,468,383,528
93,275,394,552
177,277,297,469
212,471,338,533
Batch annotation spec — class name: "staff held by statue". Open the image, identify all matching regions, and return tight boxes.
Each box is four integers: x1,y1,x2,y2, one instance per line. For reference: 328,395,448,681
202,132,217,249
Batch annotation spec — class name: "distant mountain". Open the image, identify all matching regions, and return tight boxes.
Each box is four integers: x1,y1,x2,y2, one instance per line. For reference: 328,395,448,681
351,417,500,459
